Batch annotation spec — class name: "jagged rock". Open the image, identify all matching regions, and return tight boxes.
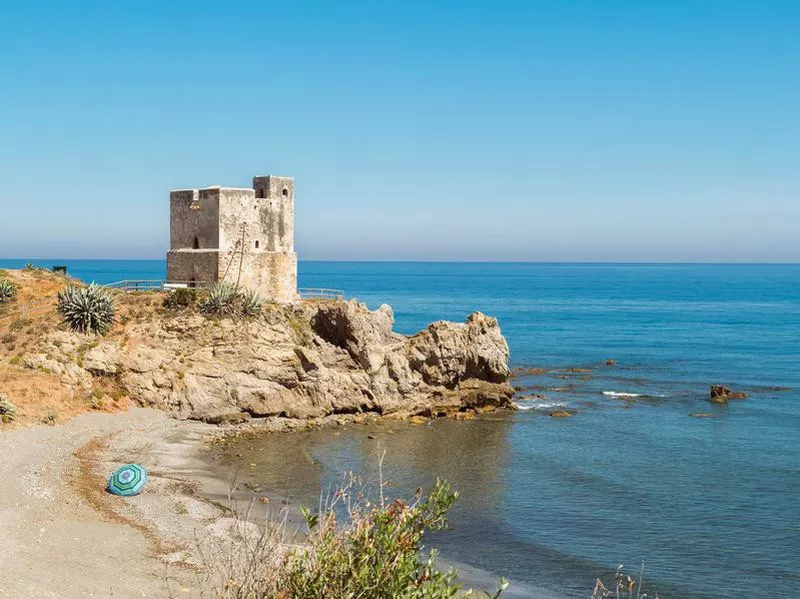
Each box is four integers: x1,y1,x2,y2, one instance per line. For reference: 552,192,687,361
709,385,748,403
31,300,513,423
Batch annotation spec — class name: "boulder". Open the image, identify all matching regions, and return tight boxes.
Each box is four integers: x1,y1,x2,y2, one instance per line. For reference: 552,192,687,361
709,385,748,403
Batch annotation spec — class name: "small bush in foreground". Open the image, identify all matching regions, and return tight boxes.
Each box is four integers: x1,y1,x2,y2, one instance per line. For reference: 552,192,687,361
57,284,115,334
0,393,17,423
163,287,198,311
0,278,16,303
192,477,506,599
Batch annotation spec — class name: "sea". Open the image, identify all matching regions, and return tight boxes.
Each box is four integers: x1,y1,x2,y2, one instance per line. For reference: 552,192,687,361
2,259,798,598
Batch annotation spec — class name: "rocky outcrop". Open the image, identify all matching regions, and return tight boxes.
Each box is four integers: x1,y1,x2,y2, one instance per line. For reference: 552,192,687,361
709,385,748,404
32,300,513,424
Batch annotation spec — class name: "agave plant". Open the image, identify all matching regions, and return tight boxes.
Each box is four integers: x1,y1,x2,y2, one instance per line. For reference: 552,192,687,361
0,278,16,303
199,282,239,316
241,289,264,317
0,393,17,423
56,284,116,334
23,263,35,271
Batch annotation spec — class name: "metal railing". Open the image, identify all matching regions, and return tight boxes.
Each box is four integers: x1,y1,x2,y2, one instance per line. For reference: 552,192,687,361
0,282,347,325
298,287,346,300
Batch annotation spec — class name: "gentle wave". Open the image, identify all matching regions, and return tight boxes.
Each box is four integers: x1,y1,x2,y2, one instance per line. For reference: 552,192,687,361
514,401,566,410
602,391,666,398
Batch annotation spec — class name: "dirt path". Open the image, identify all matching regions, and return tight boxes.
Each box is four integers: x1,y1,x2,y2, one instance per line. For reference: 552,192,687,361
0,408,226,598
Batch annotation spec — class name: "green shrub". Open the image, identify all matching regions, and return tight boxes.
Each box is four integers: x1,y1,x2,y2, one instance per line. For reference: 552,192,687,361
0,278,16,303
199,282,239,316
163,288,198,311
280,479,506,598
56,284,115,334
23,263,35,271
0,393,17,423
241,289,264,317
198,283,264,318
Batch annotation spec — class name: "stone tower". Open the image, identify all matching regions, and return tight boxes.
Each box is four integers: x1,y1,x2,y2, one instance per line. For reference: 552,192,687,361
166,175,297,302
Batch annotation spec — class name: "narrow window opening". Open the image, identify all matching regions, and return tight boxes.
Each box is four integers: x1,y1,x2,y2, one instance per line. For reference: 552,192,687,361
192,236,200,249
256,188,264,199
282,187,288,197
255,240,260,249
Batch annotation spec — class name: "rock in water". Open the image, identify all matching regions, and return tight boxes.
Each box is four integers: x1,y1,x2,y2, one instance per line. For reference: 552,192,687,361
709,385,748,403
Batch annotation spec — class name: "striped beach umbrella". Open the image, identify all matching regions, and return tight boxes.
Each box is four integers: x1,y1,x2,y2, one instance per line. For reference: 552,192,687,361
108,464,147,497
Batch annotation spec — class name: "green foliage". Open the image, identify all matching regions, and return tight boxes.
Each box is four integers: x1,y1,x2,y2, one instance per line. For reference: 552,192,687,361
56,284,116,334
198,283,264,318
199,282,239,316
0,393,17,423
163,287,198,311
241,289,264,317
280,479,507,598
0,278,16,303
41,412,58,425
23,263,35,271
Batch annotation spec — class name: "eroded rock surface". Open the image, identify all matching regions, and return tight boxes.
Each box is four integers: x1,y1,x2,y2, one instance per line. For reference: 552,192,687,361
32,300,513,423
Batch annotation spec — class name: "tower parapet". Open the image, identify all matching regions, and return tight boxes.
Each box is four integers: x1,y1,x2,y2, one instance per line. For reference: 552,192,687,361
166,175,298,302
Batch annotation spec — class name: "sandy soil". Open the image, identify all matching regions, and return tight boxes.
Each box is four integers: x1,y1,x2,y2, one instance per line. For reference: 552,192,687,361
0,408,234,598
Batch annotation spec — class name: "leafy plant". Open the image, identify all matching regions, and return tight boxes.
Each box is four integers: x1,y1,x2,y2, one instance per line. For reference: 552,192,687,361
163,287,198,311
281,479,507,598
241,289,264,317
0,278,16,303
0,393,17,423
198,283,264,318
199,282,239,316
23,263,35,271
56,284,116,334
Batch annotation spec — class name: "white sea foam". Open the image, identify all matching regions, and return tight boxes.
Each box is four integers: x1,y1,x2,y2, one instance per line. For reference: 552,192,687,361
514,401,565,410
602,391,667,398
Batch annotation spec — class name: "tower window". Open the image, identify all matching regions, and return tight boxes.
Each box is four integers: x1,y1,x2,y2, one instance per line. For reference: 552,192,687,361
282,187,288,197
192,236,200,249
255,240,260,249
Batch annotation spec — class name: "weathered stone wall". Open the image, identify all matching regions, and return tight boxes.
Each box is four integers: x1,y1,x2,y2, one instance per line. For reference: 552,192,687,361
166,250,219,286
169,189,220,250
214,251,297,303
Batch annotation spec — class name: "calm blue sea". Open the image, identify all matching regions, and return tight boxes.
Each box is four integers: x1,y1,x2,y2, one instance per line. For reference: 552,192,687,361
3,260,799,597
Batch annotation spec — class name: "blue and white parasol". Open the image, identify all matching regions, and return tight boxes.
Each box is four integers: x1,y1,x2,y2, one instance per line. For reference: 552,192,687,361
108,464,147,496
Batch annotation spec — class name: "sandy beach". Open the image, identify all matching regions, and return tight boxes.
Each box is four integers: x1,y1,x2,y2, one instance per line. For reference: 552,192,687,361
0,408,236,598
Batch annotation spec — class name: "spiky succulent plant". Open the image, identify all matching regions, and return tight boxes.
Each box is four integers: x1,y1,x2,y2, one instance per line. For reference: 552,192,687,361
199,282,239,316
0,278,16,303
241,289,264,317
0,393,17,423
56,284,115,334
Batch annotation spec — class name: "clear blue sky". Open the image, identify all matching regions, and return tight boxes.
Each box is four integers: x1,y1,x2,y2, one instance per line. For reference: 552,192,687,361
1,1,798,261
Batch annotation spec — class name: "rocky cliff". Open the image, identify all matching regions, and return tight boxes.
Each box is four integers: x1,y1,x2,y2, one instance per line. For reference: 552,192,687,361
19,298,513,424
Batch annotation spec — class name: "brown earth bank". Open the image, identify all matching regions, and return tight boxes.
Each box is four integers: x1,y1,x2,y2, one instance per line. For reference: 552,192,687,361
0,269,514,430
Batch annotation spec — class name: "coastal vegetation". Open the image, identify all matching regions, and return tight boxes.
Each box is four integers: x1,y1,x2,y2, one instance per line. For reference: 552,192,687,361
0,277,16,303
196,477,507,598
56,284,116,334
198,282,265,318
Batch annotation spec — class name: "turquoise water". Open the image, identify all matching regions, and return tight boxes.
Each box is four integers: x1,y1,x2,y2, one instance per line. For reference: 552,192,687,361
4,260,799,597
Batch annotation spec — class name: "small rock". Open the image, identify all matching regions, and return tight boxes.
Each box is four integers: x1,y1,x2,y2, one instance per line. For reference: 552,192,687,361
452,411,475,421
258,497,270,504
408,415,428,425
367,434,376,439
604,359,617,366
709,385,748,403
549,410,573,418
